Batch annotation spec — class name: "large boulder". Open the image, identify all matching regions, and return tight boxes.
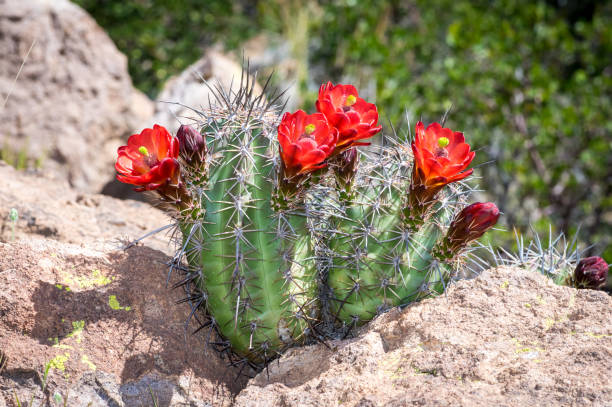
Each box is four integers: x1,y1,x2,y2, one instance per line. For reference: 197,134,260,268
0,0,153,193
236,267,612,407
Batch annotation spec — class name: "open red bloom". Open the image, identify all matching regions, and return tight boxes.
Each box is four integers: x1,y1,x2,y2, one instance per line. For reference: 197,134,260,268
277,110,338,178
115,124,180,191
316,82,381,150
412,121,475,188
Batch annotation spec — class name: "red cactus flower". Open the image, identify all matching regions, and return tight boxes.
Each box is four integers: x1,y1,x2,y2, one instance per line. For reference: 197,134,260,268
435,202,500,258
404,122,476,229
412,121,475,188
573,256,609,290
448,202,500,243
277,110,338,178
115,124,180,191
315,82,381,150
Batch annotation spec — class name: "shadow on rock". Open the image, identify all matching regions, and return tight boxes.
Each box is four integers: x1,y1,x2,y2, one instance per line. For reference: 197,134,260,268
26,245,246,404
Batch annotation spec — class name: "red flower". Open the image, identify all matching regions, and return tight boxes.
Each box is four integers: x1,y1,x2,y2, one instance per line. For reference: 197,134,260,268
315,82,381,150
115,124,180,191
573,257,608,290
412,121,475,188
435,202,500,258
448,202,500,243
277,110,338,178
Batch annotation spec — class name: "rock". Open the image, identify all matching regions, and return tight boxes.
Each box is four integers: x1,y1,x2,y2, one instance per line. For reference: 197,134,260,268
0,165,246,406
0,162,169,254
152,50,263,135
0,239,242,407
236,267,612,407
0,0,154,193
1,155,610,406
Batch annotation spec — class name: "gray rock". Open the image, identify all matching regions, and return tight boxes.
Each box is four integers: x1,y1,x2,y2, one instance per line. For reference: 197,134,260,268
64,372,123,407
0,0,153,193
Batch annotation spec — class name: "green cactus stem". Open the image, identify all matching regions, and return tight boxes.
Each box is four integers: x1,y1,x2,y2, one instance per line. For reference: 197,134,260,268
174,96,318,365
324,146,458,330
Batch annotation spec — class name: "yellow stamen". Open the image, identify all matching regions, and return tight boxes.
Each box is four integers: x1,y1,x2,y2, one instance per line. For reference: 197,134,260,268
437,137,450,148
138,146,149,156
304,124,316,135
345,94,357,106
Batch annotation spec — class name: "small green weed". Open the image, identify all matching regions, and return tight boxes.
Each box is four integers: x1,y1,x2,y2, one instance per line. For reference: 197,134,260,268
0,139,46,171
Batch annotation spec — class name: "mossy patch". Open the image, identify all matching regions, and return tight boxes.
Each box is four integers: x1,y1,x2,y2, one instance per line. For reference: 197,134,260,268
48,353,70,372
66,320,85,343
60,269,114,290
109,295,131,311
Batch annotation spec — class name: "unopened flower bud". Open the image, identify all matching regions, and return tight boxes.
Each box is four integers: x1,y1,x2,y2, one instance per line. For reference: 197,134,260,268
435,202,499,259
336,147,359,185
573,256,608,290
177,124,205,163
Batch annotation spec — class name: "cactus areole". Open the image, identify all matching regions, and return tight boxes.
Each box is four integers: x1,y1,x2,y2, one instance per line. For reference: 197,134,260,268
114,75,498,368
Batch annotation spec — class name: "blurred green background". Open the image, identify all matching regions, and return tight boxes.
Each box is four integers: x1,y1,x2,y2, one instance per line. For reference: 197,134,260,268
73,0,611,261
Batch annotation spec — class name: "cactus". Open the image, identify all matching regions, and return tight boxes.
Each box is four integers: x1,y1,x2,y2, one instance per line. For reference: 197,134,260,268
114,73,499,368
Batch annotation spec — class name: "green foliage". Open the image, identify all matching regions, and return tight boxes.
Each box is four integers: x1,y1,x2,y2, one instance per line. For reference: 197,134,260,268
72,0,258,97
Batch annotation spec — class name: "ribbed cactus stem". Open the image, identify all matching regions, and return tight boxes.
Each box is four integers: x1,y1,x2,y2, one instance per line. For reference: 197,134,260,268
325,147,458,329
176,110,318,364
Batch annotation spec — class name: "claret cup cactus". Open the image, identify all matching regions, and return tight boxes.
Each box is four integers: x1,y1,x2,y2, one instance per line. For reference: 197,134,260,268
115,74,499,368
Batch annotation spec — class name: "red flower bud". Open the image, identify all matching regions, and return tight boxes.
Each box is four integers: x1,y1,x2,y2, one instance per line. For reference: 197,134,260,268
316,82,381,151
176,124,205,163
277,110,338,178
115,124,180,191
435,202,500,259
573,256,609,290
336,147,359,184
